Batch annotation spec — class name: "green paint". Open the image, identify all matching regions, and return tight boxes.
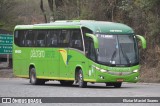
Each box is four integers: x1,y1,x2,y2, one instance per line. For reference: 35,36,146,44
13,20,145,85
14,20,134,34
86,33,99,48
136,35,147,49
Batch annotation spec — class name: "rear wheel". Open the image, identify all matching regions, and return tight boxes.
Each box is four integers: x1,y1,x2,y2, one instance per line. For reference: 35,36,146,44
29,68,45,85
77,70,87,88
60,81,74,86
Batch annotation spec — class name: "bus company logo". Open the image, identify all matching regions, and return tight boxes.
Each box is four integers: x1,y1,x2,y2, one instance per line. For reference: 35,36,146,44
30,49,45,58
15,50,21,53
110,30,122,32
59,49,67,65
2,98,11,103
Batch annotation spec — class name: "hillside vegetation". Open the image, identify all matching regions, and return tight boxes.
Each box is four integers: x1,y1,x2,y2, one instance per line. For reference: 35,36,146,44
0,0,160,82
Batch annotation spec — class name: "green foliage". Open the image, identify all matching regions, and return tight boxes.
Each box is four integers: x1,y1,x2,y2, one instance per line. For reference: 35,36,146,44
0,0,19,30
1,0,160,45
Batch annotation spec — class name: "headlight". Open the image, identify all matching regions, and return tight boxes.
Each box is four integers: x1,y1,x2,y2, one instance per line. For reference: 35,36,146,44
93,65,108,73
95,67,100,70
100,69,108,73
133,69,138,73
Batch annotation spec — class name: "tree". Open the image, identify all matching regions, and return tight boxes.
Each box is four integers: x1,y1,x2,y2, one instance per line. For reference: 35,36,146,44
0,0,17,30
40,0,47,23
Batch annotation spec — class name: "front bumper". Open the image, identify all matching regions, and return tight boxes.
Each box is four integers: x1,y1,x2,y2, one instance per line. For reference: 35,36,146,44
95,71,139,83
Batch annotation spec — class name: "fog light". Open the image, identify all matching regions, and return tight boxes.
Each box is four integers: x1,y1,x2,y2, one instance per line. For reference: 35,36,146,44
99,76,104,79
135,76,138,80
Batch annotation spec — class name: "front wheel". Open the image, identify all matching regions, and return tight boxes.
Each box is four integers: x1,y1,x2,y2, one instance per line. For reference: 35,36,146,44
113,82,122,88
77,70,87,88
29,68,45,85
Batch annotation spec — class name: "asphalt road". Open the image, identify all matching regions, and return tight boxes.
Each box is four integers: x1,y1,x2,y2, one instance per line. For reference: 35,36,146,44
0,78,160,106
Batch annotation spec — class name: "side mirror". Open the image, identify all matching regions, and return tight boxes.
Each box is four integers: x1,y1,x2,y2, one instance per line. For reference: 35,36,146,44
86,33,99,49
136,35,146,49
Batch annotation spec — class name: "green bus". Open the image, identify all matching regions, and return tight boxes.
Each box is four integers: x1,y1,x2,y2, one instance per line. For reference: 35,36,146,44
13,20,146,88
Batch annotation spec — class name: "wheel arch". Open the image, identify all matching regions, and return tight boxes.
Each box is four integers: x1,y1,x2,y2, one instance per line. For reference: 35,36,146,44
74,65,83,81
29,63,36,76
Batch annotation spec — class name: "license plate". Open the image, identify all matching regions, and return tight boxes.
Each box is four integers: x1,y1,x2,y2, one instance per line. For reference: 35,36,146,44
116,79,124,82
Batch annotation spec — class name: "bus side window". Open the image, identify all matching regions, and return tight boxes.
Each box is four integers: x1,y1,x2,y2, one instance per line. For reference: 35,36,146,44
86,39,96,61
14,30,26,47
70,29,83,51
82,27,93,52
47,30,58,47
36,31,46,47
59,30,70,47
25,30,35,47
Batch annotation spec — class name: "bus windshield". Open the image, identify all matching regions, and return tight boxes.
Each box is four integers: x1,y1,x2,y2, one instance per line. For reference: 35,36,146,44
96,34,139,66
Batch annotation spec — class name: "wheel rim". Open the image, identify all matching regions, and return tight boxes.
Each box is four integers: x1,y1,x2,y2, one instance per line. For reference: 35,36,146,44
78,72,83,86
30,71,36,83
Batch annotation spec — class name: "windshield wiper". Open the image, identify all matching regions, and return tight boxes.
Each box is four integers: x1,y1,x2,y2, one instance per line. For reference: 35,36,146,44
110,48,117,65
119,43,130,66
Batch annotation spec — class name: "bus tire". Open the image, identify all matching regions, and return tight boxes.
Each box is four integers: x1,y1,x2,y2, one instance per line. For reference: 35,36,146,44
29,68,45,85
113,82,122,88
60,81,74,86
105,82,114,86
78,70,87,88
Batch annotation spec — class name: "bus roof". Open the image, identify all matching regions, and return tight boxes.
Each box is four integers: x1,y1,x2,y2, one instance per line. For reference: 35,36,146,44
14,20,134,34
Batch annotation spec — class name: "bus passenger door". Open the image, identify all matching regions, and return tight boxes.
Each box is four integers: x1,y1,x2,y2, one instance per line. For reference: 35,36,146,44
86,39,97,80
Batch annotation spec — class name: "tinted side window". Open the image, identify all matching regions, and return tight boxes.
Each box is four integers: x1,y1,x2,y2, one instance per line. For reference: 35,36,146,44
82,27,93,52
25,30,36,47
69,29,83,51
87,39,96,61
36,30,47,47
59,30,70,47
14,30,27,47
47,30,59,47
89,41,96,61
